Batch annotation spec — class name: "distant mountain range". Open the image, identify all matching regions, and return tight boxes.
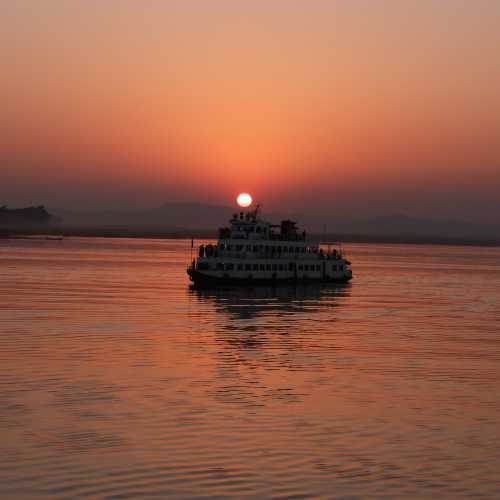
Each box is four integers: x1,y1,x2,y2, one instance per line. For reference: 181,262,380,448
52,203,233,230
48,202,500,243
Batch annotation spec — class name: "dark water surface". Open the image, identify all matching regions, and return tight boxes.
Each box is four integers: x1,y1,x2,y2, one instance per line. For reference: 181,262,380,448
1,238,499,499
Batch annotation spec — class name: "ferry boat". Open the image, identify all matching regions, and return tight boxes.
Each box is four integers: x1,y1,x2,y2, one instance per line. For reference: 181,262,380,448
187,203,352,286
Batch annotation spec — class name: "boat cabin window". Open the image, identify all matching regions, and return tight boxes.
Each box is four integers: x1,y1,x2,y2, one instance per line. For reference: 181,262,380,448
288,263,294,271
225,263,234,271
266,264,271,271
252,245,258,252
245,264,251,271
283,246,288,253
304,265,309,271
259,264,265,271
272,264,277,271
237,264,243,271
245,245,251,251
253,264,258,271
298,265,303,271
278,264,284,271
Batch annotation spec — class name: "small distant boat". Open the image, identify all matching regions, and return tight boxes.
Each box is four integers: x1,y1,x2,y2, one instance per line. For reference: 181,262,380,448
187,205,352,286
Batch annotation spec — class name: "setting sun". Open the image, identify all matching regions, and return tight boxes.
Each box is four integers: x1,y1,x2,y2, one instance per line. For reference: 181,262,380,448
236,193,252,208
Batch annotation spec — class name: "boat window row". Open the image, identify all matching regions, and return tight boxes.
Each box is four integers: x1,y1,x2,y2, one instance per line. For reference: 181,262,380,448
220,243,313,253
197,261,345,272
233,225,266,234
212,262,323,272
298,264,322,272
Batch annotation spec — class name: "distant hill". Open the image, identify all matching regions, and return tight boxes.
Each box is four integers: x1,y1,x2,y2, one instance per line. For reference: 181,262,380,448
325,214,500,240
49,202,500,244
0,205,54,227
53,202,234,229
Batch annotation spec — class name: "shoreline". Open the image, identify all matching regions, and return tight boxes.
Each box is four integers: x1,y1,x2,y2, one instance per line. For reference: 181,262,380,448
2,226,500,247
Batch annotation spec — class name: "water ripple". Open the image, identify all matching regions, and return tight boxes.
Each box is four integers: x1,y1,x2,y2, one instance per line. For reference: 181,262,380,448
1,239,499,498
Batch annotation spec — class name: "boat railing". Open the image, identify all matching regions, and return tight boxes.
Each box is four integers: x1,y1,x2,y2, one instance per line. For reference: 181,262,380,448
199,251,344,261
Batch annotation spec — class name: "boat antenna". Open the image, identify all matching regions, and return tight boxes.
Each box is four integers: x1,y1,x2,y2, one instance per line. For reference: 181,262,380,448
253,204,261,219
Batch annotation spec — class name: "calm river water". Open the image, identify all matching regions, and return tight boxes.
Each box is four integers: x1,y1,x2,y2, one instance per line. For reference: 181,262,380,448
1,238,499,499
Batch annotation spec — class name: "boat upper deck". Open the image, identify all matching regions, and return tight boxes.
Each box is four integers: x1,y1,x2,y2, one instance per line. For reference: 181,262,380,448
219,206,307,243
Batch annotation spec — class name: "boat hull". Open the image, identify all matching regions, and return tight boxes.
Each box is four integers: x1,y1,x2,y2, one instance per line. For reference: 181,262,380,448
187,268,352,287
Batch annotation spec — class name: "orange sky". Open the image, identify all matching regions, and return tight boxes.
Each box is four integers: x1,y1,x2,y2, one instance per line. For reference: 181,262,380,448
1,1,500,220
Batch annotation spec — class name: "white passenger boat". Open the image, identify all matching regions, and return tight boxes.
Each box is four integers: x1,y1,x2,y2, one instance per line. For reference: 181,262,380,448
187,202,352,286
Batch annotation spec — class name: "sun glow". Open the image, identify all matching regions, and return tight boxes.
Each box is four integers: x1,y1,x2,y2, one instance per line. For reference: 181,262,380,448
237,193,252,208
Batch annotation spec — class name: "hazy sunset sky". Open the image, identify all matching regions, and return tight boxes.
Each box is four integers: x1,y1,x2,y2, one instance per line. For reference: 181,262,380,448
2,1,499,221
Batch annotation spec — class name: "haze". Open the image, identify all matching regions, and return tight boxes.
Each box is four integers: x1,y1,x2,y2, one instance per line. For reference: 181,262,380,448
2,1,499,223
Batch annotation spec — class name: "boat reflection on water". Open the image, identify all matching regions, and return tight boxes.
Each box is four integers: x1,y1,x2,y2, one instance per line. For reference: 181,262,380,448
190,282,351,361
188,283,352,406
190,282,351,322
